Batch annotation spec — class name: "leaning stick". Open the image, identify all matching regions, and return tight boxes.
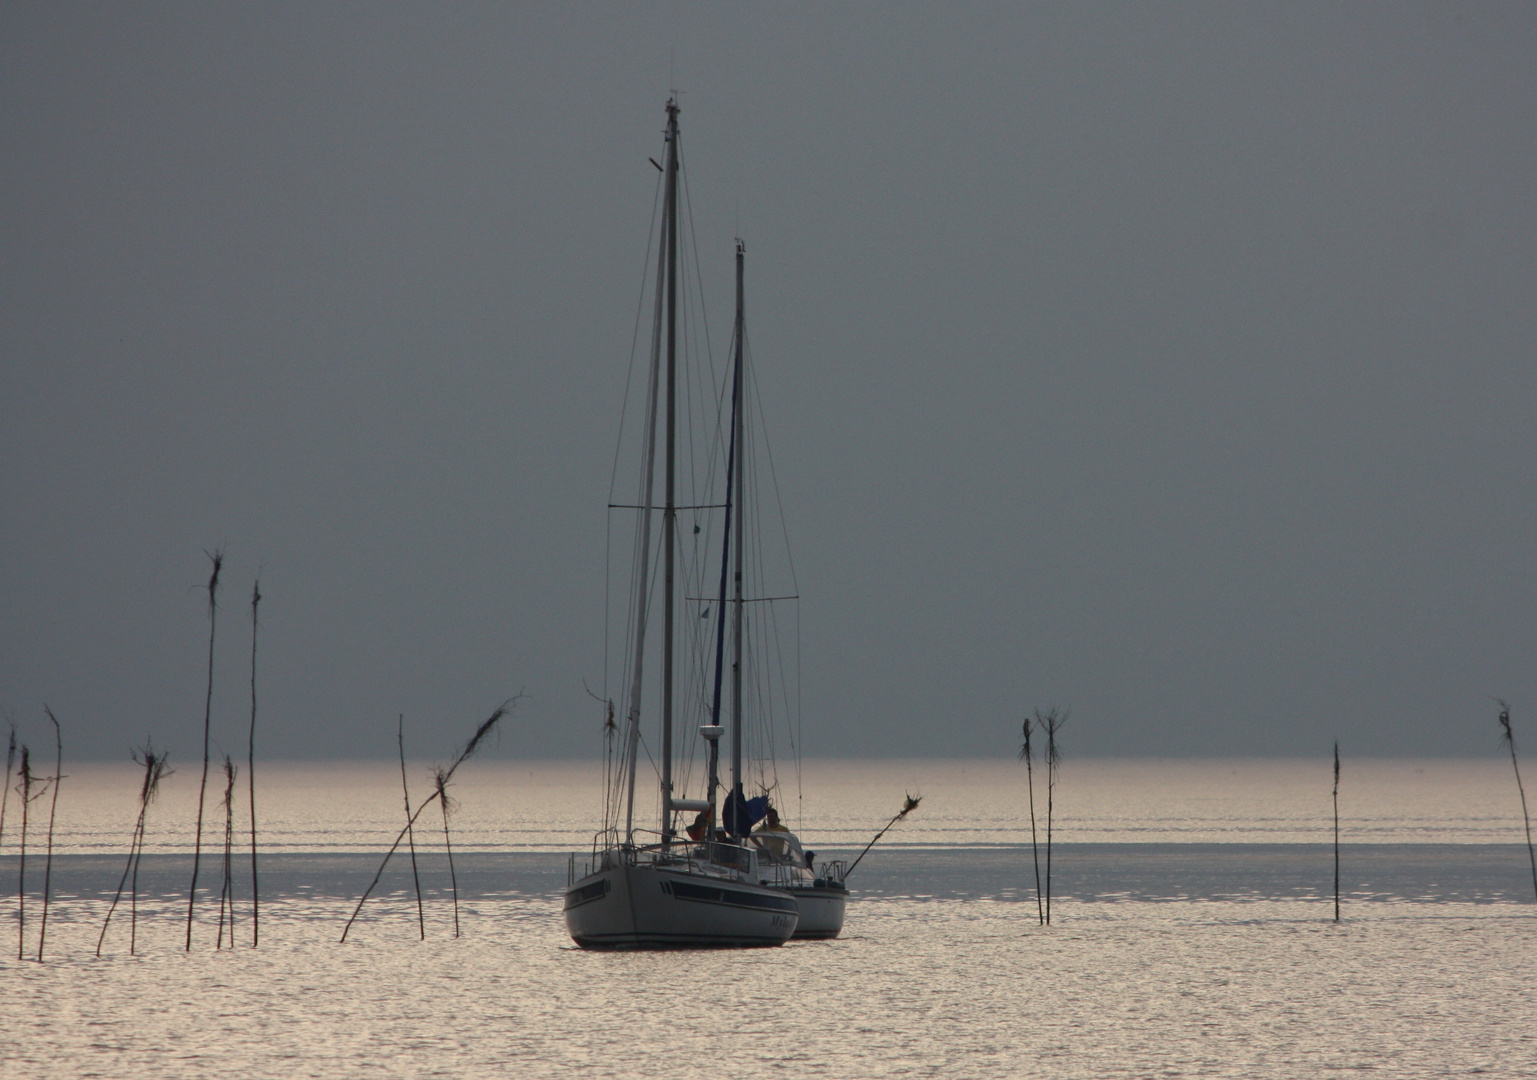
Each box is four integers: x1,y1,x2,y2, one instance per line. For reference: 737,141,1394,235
131,750,168,954
1020,716,1044,926
186,549,223,950
340,699,519,943
248,578,261,946
98,813,143,957
399,715,425,940
845,794,922,877
434,766,461,938
37,709,62,961
98,746,170,957
1497,700,1537,902
16,747,36,960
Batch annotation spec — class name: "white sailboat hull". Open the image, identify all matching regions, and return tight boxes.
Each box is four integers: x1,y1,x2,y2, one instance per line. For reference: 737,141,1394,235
565,859,799,949
784,884,848,939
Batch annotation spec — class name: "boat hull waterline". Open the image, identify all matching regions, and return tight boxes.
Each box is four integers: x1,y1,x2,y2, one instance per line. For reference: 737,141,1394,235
565,861,799,949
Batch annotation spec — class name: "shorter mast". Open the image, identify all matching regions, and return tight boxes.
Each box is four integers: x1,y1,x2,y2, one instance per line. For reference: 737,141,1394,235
660,98,680,843
708,240,745,831
730,241,747,829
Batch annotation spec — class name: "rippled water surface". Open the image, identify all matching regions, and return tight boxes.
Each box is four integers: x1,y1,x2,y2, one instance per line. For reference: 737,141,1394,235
4,760,1536,1077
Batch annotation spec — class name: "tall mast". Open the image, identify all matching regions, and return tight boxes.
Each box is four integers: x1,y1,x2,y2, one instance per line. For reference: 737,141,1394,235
620,183,667,846
730,240,746,821
660,98,680,843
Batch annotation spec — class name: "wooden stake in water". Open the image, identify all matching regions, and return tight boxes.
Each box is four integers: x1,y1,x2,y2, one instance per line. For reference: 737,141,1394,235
398,714,426,940
248,578,261,947
1497,700,1537,902
0,727,14,891
434,766,462,938
1043,707,1067,926
1332,741,1341,923
16,746,33,960
0,727,11,953
187,548,223,951
216,756,238,949
38,709,62,961
1019,716,1044,926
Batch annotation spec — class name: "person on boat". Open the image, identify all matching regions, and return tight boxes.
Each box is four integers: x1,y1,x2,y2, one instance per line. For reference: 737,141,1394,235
686,808,712,842
754,806,792,861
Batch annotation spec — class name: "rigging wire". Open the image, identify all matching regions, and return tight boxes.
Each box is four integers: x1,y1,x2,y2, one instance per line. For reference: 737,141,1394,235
596,117,806,846
601,166,666,835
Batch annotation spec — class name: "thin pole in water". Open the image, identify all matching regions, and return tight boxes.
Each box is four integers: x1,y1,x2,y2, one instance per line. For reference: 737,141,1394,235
1497,700,1537,902
1020,716,1044,926
0,727,14,887
1332,741,1341,923
435,768,461,938
187,549,223,951
0,728,13,949
38,708,62,961
398,714,425,940
216,757,237,949
16,747,32,960
1043,709,1065,926
248,578,261,946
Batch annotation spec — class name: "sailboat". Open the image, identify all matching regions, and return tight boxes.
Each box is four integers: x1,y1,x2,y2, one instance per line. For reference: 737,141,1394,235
564,100,808,948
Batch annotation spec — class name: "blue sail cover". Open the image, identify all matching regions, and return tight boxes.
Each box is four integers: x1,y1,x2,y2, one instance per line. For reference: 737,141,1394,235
723,790,770,836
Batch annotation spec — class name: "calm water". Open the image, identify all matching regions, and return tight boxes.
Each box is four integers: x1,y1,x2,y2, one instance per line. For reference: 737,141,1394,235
3,759,1535,1077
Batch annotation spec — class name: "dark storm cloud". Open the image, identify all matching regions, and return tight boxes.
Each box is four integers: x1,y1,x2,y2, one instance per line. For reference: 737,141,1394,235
3,4,1535,759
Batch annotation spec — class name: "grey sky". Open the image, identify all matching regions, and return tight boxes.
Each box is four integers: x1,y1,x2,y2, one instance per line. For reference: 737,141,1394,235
3,4,1535,761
